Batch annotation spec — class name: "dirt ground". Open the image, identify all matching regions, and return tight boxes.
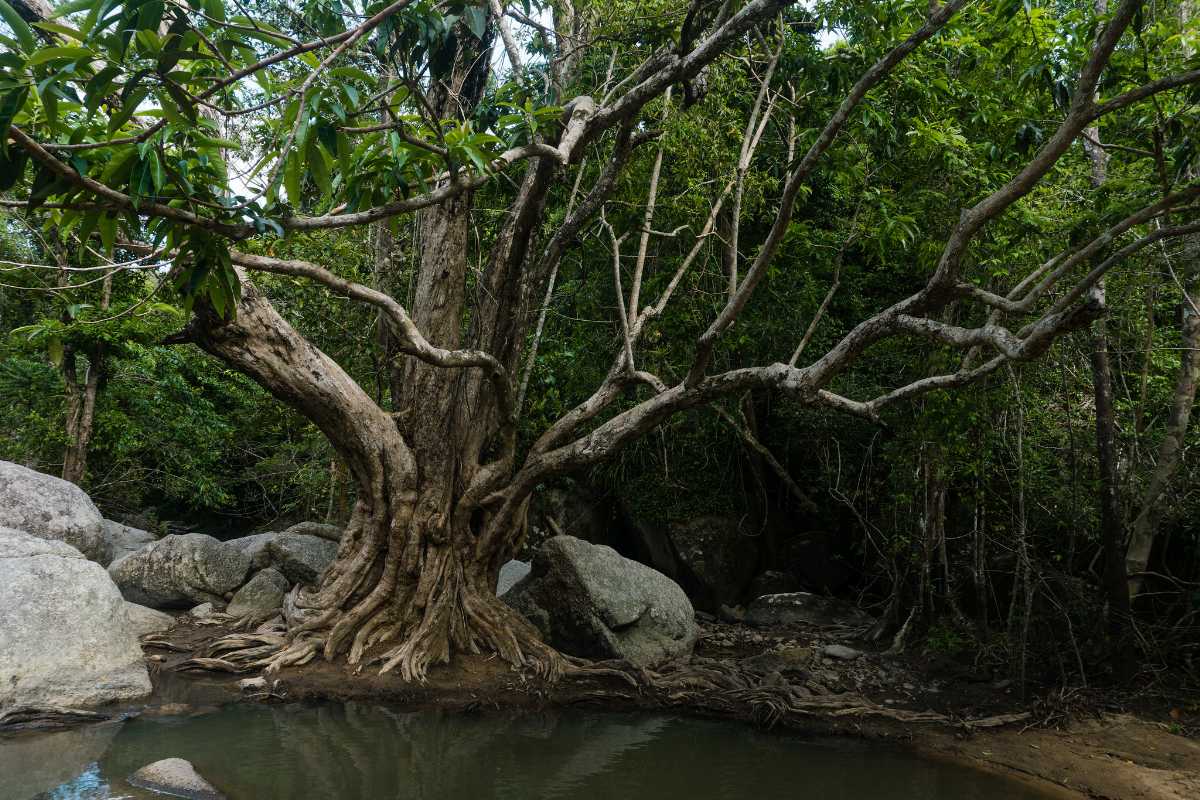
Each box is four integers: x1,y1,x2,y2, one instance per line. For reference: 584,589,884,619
133,614,1200,800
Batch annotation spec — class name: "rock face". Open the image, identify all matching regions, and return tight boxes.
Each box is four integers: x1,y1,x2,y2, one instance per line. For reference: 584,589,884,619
267,532,338,585
227,531,278,569
496,559,530,596
0,461,108,563
129,758,226,800
504,536,697,668
108,533,251,608
0,527,151,709
745,592,873,628
667,516,759,612
100,519,157,567
227,568,290,618
123,602,174,637
283,520,342,542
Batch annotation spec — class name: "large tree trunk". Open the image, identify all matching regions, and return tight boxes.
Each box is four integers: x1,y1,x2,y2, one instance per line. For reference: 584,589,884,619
190,278,556,681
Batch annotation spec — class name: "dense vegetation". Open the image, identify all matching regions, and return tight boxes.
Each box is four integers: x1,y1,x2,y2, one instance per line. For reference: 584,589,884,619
2,0,1198,688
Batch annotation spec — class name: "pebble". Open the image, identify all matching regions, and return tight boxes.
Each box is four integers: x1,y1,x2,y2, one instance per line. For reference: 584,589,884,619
822,644,862,661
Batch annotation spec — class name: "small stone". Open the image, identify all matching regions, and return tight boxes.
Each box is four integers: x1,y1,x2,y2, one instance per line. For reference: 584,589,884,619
496,559,531,597
190,602,215,618
238,676,267,692
128,758,225,800
822,644,862,661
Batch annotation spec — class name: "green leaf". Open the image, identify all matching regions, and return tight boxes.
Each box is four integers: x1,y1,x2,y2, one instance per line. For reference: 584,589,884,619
83,65,120,111
51,0,97,19
464,6,487,40
0,144,28,190
307,136,331,198
0,0,36,52
27,46,92,66
284,148,302,205
0,84,29,145
108,87,149,133
46,337,64,367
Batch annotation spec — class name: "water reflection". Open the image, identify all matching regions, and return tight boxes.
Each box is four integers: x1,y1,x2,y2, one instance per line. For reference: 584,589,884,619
3,704,1055,800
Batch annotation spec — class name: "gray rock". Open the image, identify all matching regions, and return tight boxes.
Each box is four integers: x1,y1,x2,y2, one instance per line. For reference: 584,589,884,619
238,676,267,692
124,602,174,637
822,644,862,661
129,758,226,800
227,568,290,618
745,592,873,628
0,527,151,709
227,531,278,569
0,461,108,563
504,536,697,668
267,532,338,585
108,533,251,608
100,519,157,567
667,515,759,612
283,520,342,542
496,559,530,596
189,602,216,619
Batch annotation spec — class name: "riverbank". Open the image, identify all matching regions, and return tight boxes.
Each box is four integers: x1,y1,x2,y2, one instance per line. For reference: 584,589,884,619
125,613,1200,800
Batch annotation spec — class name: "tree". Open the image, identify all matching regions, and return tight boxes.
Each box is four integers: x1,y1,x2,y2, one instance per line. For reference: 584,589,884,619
2,0,1199,680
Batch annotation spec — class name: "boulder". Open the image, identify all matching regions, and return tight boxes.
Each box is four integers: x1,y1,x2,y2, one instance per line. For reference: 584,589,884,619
227,531,278,569
0,527,151,709
123,602,174,637
100,519,156,567
267,532,338,585
227,568,290,618
745,592,873,628
504,536,697,668
129,758,226,800
108,533,251,608
496,559,530,597
0,461,108,563
283,520,342,542
666,515,759,612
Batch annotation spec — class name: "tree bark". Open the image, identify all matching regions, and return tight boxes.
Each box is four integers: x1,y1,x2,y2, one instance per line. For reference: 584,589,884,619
1126,288,1200,597
1089,293,1134,642
189,277,555,680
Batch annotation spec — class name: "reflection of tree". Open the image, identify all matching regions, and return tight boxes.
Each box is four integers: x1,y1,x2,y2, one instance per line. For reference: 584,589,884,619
13,705,1048,800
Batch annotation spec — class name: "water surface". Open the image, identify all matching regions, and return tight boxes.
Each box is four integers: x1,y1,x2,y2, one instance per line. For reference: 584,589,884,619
2,703,1058,800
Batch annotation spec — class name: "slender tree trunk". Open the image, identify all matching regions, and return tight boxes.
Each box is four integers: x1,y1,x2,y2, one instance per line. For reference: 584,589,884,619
1090,294,1135,651
1126,286,1200,597
60,262,110,485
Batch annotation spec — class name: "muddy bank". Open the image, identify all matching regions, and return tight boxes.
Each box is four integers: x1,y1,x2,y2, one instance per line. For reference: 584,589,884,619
123,615,1200,800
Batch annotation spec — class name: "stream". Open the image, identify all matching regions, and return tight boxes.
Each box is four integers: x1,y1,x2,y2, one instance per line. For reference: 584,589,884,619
2,703,1060,799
